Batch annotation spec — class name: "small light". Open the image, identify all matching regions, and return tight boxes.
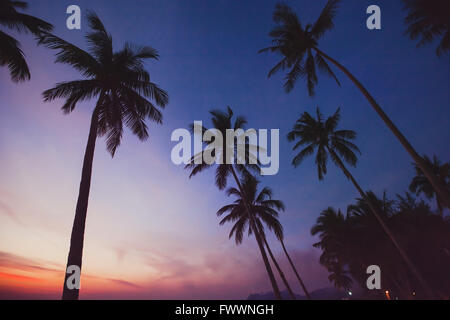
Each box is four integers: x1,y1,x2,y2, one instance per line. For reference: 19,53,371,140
348,291,352,296
385,290,391,300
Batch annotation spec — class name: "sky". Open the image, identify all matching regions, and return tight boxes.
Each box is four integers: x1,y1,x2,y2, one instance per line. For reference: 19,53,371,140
0,0,449,299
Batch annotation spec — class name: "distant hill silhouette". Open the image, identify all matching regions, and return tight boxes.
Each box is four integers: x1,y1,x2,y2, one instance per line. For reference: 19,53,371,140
247,287,350,300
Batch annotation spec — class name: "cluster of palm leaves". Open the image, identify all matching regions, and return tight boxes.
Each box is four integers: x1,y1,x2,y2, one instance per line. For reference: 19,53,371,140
0,0,52,81
185,107,311,300
2,1,168,300
409,155,450,216
2,0,449,300
312,192,450,299
260,0,449,299
38,12,168,300
403,0,450,57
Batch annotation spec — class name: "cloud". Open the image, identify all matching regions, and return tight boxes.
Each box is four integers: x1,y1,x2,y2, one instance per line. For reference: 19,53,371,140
113,247,127,262
0,250,146,298
0,242,332,299
106,278,142,289
0,201,15,218
0,251,62,274
0,201,21,225
277,247,331,291
103,243,331,299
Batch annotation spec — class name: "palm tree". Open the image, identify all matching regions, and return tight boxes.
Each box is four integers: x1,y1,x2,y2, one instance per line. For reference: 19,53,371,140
311,207,348,268
403,0,450,56
260,1,450,209
217,174,295,299
0,0,52,81
185,107,282,300
313,194,450,298
409,155,449,215
327,261,352,292
288,107,435,298
217,174,312,299
248,176,312,299
311,208,353,292
279,237,311,300
39,13,168,300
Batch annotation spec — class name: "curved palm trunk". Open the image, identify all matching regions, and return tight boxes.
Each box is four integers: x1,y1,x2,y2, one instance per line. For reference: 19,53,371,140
260,232,296,300
230,167,282,300
280,240,311,300
315,47,450,209
326,146,435,299
62,107,99,300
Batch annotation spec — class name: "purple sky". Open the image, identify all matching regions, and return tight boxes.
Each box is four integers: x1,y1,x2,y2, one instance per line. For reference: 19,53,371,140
0,0,449,298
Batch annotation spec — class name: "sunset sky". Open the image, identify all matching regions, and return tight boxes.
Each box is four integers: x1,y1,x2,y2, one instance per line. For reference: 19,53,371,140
0,0,449,299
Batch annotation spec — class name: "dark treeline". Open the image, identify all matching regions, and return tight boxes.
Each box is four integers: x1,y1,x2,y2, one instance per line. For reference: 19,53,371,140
312,191,450,299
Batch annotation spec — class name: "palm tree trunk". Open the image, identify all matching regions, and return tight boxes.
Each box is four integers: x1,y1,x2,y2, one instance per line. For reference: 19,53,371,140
229,166,282,300
436,197,443,216
280,240,311,299
389,275,411,300
315,47,450,209
62,107,99,300
260,232,296,300
326,146,435,299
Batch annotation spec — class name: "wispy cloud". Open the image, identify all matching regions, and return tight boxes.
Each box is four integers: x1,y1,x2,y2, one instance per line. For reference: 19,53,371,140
0,201,16,220
0,251,62,274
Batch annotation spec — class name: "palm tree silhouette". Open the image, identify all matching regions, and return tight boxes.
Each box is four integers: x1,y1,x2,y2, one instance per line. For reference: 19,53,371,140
327,261,352,292
409,155,449,216
279,235,311,300
217,174,312,299
311,207,348,268
0,0,52,81
260,1,450,209
403,0,450,56
312,193,450,298
39,12,168,300
288,107,435,298
185,107,282,300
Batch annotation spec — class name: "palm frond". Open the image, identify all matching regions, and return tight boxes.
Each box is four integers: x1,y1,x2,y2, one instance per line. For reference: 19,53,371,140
292,144,315,167
311,0,340,39
284,60,306,92
42,80,101,112
315,53,340,86
403,0,450,56
0,30,29,81
38,32,99,77
85,11,112,63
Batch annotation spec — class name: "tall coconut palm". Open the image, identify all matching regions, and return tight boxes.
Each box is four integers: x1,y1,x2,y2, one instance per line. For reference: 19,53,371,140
260,1,450,209
288,107,435,298
279,236,311,300
0,0,52,81
185,107,282,299
409,155,449,216
403,0,450,56
217,174,309,300
257,181,312,300
39,12,168,300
